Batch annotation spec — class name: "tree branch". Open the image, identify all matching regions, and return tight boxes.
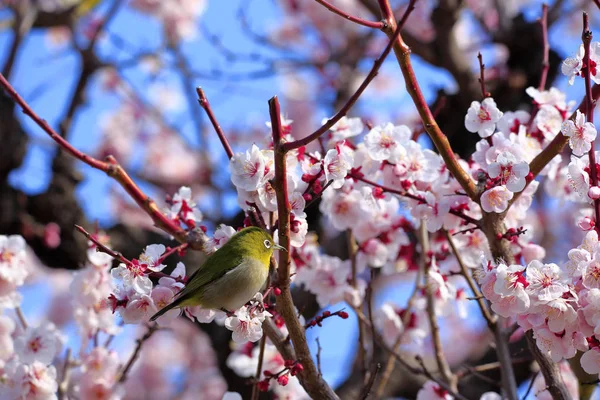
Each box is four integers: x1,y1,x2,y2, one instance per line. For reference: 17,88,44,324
314,0,385,29
269,96,338,399
281,0,417,152
375,0,479,201
0,74,206,250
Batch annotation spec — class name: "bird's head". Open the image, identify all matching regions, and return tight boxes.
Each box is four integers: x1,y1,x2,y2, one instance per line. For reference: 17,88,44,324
235,227,286,265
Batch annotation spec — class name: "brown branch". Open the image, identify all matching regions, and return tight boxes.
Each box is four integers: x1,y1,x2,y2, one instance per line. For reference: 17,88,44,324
348,231,368,374
0,74,206,249
374,247,424,397
421,225,457,391
118,325,158,384
281,0,417,152
251,334,268,400
444,230,496,329
350,304,469,400
196,87,234,160
74,224,129,264
359,363,381,400
269,96,338,399
477,52,489,98
314,0,385,29
582,13,600,235
538,4,550,91
351,174,481,227
375,0,479,201
525,331,571,400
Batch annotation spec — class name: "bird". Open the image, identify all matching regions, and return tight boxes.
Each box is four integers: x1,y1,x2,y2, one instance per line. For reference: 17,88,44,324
150,227,285,321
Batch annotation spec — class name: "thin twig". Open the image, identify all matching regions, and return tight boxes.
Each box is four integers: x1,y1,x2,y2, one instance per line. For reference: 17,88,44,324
281,0,418,152
74,225,129,264
251,335,268,400
316,337,323,377
525,331,570,400
57,348,72,400
359,363,381,400
348,230,368,373
477,53,489,98
538,4,549,91
582,13,600,235
15,306,27,330
351,173,481,227
421,225,457,391
374,259,424,397
314,0,385,29
118,325,158,384
196,87,234,160
0,74,205,249
375,0,478,201
444,230,496,328
523,371,540,400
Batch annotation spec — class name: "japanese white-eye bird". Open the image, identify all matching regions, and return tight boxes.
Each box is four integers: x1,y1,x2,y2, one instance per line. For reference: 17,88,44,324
150,227,285,321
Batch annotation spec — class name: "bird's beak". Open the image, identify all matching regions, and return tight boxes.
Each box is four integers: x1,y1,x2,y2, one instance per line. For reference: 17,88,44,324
273,243,287,252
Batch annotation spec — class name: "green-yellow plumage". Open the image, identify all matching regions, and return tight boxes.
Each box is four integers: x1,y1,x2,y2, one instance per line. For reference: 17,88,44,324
150,227,283,321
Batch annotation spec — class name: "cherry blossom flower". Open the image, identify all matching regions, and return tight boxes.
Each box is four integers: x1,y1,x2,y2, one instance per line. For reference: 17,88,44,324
480,186,513,213
320,186,363,231
2,360,58,400
464,98,503,138
561,110,597,156
167,186,203,224
562,42,600,85
583,257,600,289
364,123,411,161
525,261,569,302
230,145,267,191
14,323,65,365
567,155,591,201
138,244,167,273
487,151,529,192
224,305,272,343
111,262,153,296
581,346,600,374
323,143,354,189
323,116,363,143
205,225,237,253
120,294,158,324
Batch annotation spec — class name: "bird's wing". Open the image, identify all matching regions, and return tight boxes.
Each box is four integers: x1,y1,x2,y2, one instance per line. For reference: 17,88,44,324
174,249,245,302
149,251,244,321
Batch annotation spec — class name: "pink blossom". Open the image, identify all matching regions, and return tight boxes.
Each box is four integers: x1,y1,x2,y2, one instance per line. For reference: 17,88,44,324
364,123,411,161
480,186,513,213
562,42,600,85
561,110,597,156
465,98,503,138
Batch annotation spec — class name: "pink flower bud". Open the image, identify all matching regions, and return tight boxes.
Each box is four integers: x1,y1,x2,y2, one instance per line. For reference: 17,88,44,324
257,380,270,392
589,186,600,200
338,311,349,319
43,223,61,249
277,375,289,386
578,216,596,231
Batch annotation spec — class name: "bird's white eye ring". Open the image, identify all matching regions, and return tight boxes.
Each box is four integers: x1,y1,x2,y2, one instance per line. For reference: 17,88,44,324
264,240,272,249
